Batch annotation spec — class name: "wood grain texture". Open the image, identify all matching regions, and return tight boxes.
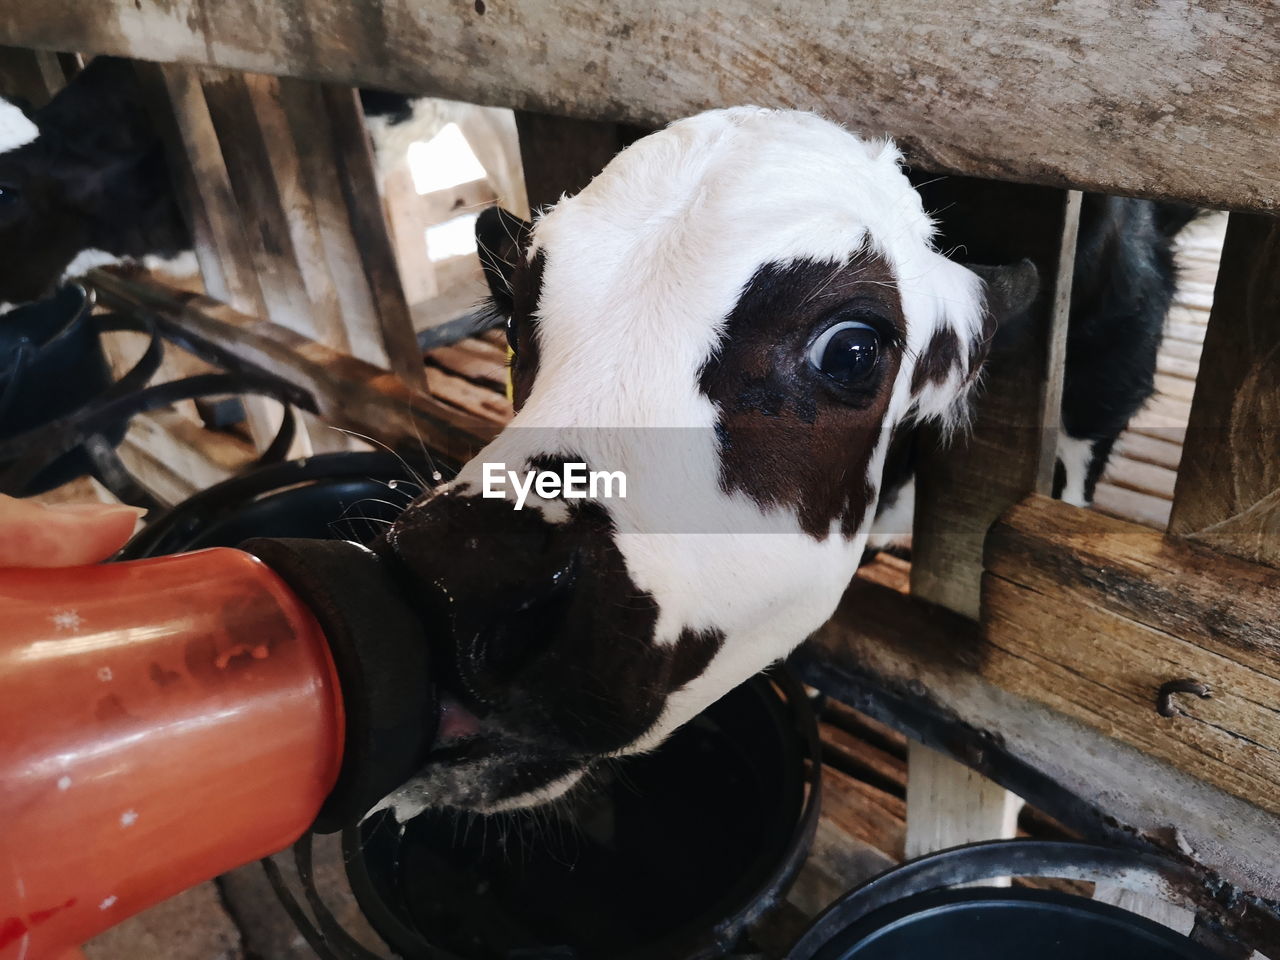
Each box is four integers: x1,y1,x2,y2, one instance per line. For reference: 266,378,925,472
1170,213,1280,568
984,495,1280,822
2,1,1277,210
911,183,1076,617
800,575,1280,913
321,84,427,390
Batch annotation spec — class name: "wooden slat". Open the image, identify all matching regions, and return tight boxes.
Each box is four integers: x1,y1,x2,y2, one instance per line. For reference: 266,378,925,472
320,84,427,390
274,77,383,361
514,111,637,211
2,2,1276,211
906,184,1078,861
88,269,497,462
1092,481,1172,530
200,69,319,337
137,63,267,315
1170,213,1280,569
799,577,1280,925
1111,432,1185,472
1101,454,1177,500
912,184,1077,617
983,496,1280,821
0,44,60,106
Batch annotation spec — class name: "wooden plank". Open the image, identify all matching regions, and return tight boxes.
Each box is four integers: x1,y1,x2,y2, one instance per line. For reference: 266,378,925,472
137,63,267,316
0,44,60,107
320,84,426,390
983,495,1280,820
2,2,1276,211
798,578,1280,928
88,269,497,463
274,77,383,362
904,744,1022,873
912,183,1077,617
1112,432,1185,472
1102,454,1178,500
240,72,351,351
1169,213,1280,569
199,69,318,339
514,111,637,210
906,184,1077,860
1093,481,1172,530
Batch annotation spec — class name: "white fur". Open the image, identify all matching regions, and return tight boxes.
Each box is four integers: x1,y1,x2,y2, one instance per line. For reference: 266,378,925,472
866,476,915,551
62,248,126,277
448,108,988,762
1057,431,1095,507
0,98,38,154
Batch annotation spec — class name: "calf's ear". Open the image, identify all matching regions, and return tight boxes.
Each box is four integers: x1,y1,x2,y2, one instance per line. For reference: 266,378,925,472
963,259,1040,360
475,205,532,316
965,258,1039,324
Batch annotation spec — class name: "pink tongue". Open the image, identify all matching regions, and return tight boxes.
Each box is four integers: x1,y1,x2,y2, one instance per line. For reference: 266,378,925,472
437,694,481,742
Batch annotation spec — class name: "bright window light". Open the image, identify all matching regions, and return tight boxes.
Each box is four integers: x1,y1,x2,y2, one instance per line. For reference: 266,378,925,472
426,212,479,262
409,124,487,195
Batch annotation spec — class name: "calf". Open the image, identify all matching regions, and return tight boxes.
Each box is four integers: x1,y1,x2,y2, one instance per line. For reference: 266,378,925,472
377,107,1034,815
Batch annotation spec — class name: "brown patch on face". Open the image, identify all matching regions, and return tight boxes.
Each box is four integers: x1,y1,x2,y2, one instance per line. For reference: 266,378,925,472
698,253,905,539
910,327,961,393
509,250,545,410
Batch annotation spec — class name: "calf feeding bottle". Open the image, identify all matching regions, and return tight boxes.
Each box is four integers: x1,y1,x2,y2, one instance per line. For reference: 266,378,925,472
0,539,437,959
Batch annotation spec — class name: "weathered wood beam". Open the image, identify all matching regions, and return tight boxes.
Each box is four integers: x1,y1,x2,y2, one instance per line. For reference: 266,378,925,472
902,185,1078,857
1,2,1275,211
1169,213,1280,568
911,183,1078,615
796,574,1280,948
514,112,639,211
88,269,498,463
984,494,1280,821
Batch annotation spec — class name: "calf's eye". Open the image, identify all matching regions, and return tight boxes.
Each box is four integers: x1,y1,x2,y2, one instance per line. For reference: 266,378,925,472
808,320,881,387
0,184,19,207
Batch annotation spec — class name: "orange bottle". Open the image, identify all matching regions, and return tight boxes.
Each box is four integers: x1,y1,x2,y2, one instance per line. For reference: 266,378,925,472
0,539,437,960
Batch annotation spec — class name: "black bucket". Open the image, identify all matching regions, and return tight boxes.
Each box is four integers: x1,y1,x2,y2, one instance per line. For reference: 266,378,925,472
341,671,820,960
0,284,120,494
786,840,1224,960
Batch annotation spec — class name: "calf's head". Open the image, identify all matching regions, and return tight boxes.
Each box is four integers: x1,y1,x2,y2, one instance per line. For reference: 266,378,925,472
383,107,1032,816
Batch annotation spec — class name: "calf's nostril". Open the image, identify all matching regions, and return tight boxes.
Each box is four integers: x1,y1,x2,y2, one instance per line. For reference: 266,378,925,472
463,549,579,690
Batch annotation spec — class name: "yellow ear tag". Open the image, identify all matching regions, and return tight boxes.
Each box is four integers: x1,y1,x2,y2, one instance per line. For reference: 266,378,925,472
506,346,515,403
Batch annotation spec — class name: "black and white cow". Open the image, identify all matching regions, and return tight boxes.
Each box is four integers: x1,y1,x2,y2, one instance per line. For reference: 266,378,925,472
376,107,1034,815
0,57,191,307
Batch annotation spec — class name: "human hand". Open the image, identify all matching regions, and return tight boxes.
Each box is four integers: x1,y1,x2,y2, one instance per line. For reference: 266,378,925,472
0,493,145,567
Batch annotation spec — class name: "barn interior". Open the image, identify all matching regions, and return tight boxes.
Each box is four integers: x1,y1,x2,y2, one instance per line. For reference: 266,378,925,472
0,5,1277,960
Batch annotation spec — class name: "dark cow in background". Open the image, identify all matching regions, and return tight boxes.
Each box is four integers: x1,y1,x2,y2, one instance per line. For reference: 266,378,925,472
0,56,434,309
0,57,189,307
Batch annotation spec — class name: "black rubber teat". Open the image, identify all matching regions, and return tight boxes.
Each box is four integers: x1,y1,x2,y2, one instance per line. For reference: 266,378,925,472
240,537,439,833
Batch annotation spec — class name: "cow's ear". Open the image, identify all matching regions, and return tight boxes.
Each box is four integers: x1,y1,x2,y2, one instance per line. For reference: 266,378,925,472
963,259,1040,359
965,259,1039,323
476,205,532,316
